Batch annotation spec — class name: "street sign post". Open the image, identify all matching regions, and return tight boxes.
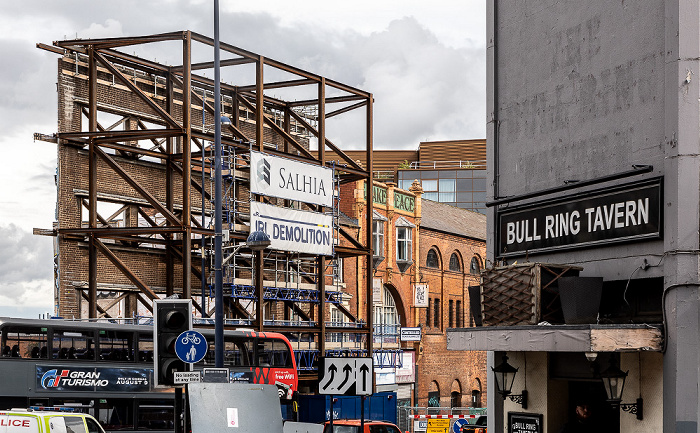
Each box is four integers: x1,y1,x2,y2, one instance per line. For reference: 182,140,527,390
175,330,207,364
174,371,202,385
319,357,373,395
400,327,422,341
427,419,449,433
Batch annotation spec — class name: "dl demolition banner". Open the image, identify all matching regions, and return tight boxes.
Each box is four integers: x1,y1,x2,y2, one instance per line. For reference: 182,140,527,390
250,201,333,256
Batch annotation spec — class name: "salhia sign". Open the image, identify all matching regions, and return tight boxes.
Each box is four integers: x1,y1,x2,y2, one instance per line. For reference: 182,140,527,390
249,150,334,207
498,178,662,257
250,201,333,256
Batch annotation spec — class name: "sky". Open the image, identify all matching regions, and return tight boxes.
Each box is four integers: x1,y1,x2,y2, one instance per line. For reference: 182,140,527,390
0,0,486,318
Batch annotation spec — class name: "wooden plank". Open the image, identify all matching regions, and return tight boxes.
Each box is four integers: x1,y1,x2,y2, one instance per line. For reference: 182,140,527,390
590,327,663,352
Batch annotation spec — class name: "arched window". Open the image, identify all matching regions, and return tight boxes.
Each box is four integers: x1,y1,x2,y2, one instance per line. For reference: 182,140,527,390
449,253,461,272
428,381,440,407
426,249,440,268
470,256,481,275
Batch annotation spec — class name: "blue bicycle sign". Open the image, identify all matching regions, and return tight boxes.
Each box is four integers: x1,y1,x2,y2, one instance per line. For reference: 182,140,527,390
175,330,207,364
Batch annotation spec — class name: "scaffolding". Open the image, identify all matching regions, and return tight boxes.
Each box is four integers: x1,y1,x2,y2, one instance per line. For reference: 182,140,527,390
38,31,384,384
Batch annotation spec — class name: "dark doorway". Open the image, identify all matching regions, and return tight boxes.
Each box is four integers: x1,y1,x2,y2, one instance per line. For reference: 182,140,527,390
562,381,619,433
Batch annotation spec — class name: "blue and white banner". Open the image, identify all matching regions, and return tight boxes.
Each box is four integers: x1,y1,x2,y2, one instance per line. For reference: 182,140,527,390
249,150,334,207
250,201,333,255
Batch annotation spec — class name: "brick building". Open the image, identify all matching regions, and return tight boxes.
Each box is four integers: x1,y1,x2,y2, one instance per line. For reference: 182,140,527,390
338,178,487,410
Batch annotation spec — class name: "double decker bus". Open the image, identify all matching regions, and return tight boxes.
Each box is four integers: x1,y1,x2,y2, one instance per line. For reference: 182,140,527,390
0,317,297,432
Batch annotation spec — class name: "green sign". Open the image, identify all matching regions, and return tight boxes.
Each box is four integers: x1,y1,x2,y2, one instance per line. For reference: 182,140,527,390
364,183,387,205
395,192,415,212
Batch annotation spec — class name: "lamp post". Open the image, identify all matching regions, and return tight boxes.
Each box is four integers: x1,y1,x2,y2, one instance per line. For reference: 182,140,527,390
491,354,528,409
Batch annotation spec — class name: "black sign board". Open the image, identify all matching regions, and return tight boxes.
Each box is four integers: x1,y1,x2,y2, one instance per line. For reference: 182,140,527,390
37,366,152,392
508,412,543,433
498,178,662,257
202,367,230,383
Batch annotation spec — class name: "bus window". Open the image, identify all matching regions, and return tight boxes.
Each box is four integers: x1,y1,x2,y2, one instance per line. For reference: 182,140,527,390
259,338,293,368
225,338,253,367
1,325,48,359
97,400,134,431
137,402,174,431
53,329,94,360
137,333,154,363
98,330,134,362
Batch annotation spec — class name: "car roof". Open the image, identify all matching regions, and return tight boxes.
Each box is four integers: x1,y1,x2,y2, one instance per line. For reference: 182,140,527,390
325,420,396,426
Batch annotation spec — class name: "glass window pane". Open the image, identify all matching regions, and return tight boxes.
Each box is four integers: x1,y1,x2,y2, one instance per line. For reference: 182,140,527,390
98,330,134,362
473,178,487,191
2,326,48,359
456,179,473,191
53,329,94,360
438,170,456,179
422,180,438,191
423,192,438,201
473,192,487,202
439,192,456,202
457,192,472,202
457,169,473,178
64,416,88,433
421,170,438,178
439,179,455,192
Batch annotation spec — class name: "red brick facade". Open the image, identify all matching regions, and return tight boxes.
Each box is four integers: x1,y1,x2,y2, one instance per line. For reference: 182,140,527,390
339,179,487,408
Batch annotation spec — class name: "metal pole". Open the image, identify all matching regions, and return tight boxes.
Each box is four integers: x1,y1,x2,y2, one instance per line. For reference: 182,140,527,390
214,0,224,368
201,95,207,318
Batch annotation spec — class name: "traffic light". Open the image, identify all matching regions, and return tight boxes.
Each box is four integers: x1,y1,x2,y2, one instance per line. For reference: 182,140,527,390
154,299,192,387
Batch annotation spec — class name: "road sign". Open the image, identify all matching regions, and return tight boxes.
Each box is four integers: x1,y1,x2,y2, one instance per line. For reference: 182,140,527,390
174,371,202,384
202,368,230,383
452,419,468,433
414,420,428,432
175,330,207,364
319,357,372,395
427,419,449,433
400,327,422,341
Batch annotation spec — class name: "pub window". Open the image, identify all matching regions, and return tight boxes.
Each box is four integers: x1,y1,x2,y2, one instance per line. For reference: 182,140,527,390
449,252,461,272
470,256,481,275
433,298,440,328
397,227,413,262
426,249,440,268
372,210,387,260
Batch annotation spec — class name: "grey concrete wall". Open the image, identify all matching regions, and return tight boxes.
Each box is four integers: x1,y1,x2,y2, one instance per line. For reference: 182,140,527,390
487,1,700,431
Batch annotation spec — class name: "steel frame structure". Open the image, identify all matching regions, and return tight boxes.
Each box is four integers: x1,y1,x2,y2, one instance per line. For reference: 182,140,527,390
38,30,376,359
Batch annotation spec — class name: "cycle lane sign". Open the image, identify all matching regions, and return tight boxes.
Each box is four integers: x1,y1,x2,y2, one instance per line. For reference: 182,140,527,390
175,330,207,363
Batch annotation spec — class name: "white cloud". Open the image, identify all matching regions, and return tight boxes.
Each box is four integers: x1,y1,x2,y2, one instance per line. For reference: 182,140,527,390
0,0,486,316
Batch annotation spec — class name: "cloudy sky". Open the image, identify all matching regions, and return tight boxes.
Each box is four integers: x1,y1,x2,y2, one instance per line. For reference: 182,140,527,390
0,0,486,318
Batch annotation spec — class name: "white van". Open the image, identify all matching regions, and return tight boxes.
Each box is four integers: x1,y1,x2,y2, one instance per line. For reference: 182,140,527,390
0,409,105,433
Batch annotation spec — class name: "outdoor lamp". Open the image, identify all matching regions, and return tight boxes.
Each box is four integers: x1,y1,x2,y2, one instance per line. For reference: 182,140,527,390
246,230,271,251
491,354,528,408
600,357,643,420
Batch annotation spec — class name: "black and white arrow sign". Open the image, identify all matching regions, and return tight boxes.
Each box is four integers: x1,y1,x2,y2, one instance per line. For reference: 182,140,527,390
320,357,373,395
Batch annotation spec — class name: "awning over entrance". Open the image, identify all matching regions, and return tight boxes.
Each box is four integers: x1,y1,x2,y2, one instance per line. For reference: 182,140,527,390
446,324,663,352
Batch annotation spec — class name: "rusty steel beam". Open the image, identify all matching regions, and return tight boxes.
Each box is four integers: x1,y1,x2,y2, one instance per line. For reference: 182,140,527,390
93,238,159,301
287,109,366,173
88,46,99,319
326,100,367,119
93,51,181,129
182,32,193,300
93,146,181,226
287,94,368,108
237,78,315,93
172,57,255,72
55,31,185,51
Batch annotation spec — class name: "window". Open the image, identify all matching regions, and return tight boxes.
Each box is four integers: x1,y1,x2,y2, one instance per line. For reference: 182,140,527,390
372,210,387,259
433,298,440,328
449,300,454,328
426,249,440,268
449,253,461,272
333,258,344,283
427,298,431,327
456,300,462,328
374,286,399,342
397,227,412,262
373,220,385,257
470,256,481,275
428,391,441,407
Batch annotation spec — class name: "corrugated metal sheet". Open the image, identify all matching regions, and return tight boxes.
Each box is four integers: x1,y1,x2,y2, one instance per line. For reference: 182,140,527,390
419,140,486,163
343,150,418,173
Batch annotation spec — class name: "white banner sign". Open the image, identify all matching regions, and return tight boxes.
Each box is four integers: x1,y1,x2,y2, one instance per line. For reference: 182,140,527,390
250,201,333,256
414,283,428,308
250,150,334,207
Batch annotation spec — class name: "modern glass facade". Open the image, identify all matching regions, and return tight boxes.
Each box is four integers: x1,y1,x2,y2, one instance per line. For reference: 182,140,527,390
397,168,487,214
